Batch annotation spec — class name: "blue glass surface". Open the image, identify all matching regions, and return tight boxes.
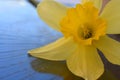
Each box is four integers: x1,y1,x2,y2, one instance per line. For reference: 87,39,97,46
0,0,119,80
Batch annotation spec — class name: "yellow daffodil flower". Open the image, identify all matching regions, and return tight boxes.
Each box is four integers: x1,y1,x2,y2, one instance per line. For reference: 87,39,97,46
28,0,120,80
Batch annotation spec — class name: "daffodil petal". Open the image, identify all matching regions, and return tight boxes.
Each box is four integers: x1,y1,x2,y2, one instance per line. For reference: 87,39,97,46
101,0,120,34
67,45,104,80
94,36,120,65
81,0,102,10
37,0,67,31
28,37,76,61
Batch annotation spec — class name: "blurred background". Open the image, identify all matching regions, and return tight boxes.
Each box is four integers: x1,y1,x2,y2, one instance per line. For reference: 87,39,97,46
0,0,120,80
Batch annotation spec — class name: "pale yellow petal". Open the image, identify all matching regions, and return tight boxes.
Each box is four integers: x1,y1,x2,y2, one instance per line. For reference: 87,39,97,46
94,36,120,65
67,45,104,80
28,37,77,61
101,0,120,34
37,0,67,31
81,0,102,10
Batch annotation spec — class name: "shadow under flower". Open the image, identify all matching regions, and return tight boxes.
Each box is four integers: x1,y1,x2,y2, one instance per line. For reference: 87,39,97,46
31,58,118,80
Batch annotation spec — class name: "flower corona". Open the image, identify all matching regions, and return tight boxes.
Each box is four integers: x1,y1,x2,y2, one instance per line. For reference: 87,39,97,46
60,2,106,45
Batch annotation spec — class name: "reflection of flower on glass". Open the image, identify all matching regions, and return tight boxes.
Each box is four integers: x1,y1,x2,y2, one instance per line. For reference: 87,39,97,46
28,0,120,80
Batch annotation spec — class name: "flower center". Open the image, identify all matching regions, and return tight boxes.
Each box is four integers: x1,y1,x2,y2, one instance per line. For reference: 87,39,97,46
78,24,93,39
60,2,107,45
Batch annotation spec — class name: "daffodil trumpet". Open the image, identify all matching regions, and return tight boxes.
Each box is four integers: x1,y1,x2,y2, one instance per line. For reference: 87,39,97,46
28,0,120,80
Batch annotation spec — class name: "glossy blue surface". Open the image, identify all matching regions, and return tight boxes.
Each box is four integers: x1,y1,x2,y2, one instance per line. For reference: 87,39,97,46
0,1,63,80
0,0,119,80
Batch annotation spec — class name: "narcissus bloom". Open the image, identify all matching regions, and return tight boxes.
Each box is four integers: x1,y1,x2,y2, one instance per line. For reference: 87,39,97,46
28,0,120,80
